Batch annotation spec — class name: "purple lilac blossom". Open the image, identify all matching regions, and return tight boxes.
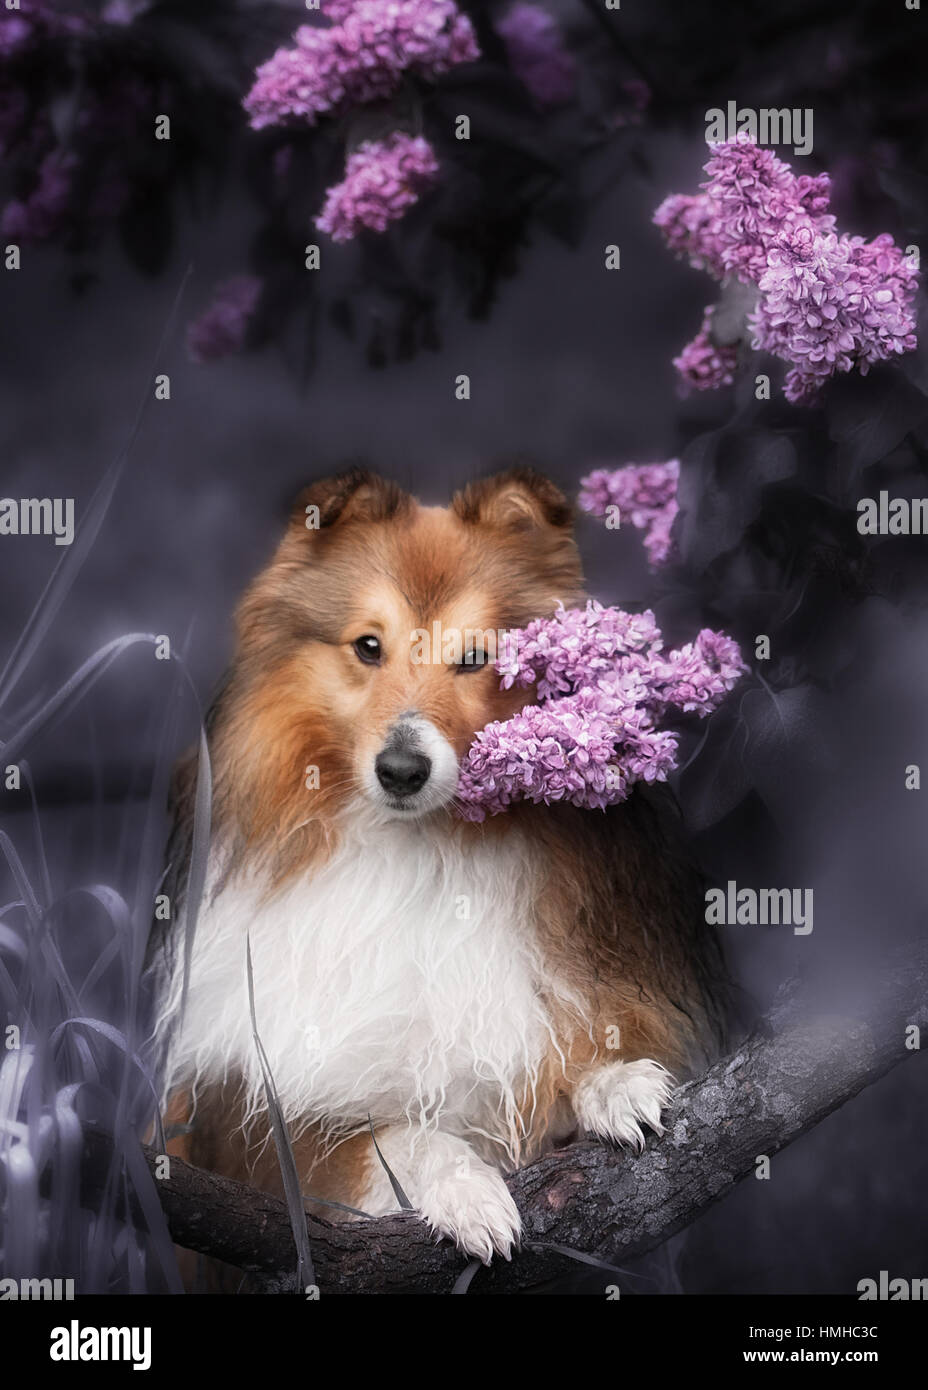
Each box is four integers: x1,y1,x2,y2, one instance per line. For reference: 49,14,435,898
648,627,747,713
640,499,680,566
578,460,680,567
701,139,835,285
653,137,918,402
315,133,439,241
652,193,727,278
672,308,739,394
605,79,652,130
101,0,151,24
456,689,681,817
752,226,918,404
0,0,84,180
495,4,577,108
0,15,32,57
496,600,664,698
243,0,480,131
186,276,262,365
0,1,86,55
0,36,150,236
654,141,834,283
457,601,746,819
0,151,74,241
323,1,360,21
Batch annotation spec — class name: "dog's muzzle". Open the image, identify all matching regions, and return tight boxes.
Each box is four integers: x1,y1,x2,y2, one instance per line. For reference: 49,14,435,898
369,714,458,816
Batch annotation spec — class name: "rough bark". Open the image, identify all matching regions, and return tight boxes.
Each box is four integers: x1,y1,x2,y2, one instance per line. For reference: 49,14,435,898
80,940,928,1294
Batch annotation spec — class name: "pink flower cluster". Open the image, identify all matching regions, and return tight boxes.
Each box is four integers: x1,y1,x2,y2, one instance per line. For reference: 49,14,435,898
654,138,918,403
243,0,480,130
495,4,577,109
672,307,739,393
243,2,475,241
186,276,262,364
457,601,746,818
756,227,919,404
578,460,680,566
316,133,439,241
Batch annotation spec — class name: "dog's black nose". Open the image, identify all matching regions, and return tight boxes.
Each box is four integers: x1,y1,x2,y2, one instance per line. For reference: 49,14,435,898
375,748,431,798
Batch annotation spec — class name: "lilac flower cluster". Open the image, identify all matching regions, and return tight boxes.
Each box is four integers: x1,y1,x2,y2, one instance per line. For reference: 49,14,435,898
0,150,73,241
495,4,577,109
457,602,746,818
609,78,651,129
672,307,739,393
242,2,475,241
243,0,480,131
316,133,439,241
653,191,726,277
1,8,153,244
1,92,143,243
578,460,680,566
755,227,919,404
186,276,262,365
653,138,918,403
0,4,81,230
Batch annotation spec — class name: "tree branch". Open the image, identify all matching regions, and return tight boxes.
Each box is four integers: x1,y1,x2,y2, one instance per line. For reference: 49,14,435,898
81,940,928,1294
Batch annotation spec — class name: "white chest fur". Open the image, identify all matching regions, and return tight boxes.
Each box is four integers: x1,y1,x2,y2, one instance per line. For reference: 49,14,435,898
157,817,578,1164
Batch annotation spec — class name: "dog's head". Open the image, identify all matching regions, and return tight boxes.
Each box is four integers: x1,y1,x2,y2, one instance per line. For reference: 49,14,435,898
224,467,584,842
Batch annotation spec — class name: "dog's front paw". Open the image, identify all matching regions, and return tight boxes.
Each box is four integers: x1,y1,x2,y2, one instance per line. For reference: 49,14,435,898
364,1126,521,1263
572,1058,675,1152
417,1162,521,1265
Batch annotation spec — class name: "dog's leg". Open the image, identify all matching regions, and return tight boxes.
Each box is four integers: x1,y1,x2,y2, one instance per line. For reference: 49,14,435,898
358,1125,522,1265
570,1058,676,1152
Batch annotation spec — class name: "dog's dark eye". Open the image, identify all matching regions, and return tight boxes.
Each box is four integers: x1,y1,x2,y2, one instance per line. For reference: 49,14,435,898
457,647,488,673
353,635,382,665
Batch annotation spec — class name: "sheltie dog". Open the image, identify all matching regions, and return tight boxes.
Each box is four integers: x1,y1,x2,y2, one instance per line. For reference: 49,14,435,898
148,467,728,1266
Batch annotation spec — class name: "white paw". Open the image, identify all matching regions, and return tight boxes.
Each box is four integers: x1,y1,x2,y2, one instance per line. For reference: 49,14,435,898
361,1127,521,1265
572,1059,675,1152
416,1159,522,1265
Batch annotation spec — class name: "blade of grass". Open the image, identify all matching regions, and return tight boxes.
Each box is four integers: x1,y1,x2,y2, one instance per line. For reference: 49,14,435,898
0,633,159,766
524,1239,633,1276
179,725,211,1029
245,933,315,1290
451,1257,482,1294
367,1114,413,1210
303,1193,376,1219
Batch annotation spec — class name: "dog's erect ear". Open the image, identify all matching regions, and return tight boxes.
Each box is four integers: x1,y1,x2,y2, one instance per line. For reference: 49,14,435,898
289,469,411,535
451,467,573,532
